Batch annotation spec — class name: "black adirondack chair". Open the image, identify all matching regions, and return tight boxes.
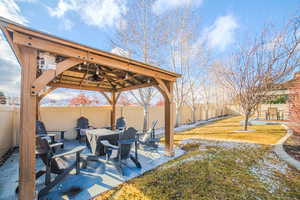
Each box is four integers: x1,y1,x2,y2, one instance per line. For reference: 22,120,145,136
76,116,94,143
101,127,141,175
137,120,160,149
16,136,86,199
116,117,126,131
36,120,65,148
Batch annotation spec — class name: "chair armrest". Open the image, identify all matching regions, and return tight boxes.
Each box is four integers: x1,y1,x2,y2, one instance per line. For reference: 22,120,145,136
47,130,66,133
47,133,57,137
49,142,64,148
100,140,119,149
52,146,86,159
36,134,48,138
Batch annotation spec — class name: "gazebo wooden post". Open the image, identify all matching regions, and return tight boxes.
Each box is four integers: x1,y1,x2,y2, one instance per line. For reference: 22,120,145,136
164,81,174,156
111,92,116,130
154,78,175,156
19,46,38,200
36,97,41,120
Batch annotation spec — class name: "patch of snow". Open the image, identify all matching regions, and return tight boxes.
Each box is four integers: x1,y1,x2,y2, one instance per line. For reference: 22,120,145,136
161,153,207,169
180,138,260,150
155,116,229,138
249,152,289,193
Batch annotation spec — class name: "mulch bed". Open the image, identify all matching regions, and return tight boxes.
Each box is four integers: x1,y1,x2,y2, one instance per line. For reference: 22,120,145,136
283,133,300,162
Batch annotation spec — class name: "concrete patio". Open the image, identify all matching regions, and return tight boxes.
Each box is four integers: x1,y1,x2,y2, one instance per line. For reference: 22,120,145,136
0,140,184,200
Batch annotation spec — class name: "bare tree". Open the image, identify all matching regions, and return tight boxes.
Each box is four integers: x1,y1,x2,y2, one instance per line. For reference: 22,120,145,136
166,6,201,126
214,17,300,130
112,0,169,131
186,46,212,123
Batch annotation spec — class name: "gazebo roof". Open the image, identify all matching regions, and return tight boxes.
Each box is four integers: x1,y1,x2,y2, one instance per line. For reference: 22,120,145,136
0,17,180,93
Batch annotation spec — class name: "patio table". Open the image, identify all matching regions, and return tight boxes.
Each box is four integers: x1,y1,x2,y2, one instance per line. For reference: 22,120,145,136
83,128,121,156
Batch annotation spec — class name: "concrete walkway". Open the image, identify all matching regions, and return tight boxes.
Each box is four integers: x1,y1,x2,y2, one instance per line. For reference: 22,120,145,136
274,125,300,170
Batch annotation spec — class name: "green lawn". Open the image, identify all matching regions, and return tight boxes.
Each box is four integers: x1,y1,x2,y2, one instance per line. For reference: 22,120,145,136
95,116,300,200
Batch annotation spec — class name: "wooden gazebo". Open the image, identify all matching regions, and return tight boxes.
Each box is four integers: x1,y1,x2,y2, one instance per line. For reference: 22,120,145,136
0,17,180,199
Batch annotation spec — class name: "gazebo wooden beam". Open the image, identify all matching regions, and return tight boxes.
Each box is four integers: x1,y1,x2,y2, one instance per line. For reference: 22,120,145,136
49,83,112,92
18,46,38,200
32,58,82,94
36,87,57,120
155,78,171,102
100,92,112,105
117,82,156,92
13,31,177,81
8,23,179,79
111,92,116,130
159,81,174,155
100,91,121,130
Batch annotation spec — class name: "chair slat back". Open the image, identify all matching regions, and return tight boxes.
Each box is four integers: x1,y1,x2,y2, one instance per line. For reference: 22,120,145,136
118,127,136,160
77,116,89,129
36,136,62,173
36,120,48,135
116,117,126,130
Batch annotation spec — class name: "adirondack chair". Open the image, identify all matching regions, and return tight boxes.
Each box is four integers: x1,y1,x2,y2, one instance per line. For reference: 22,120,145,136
137,120,160,149
116,117,126,131
16,136,86,199
100,127,141,175
76,116,94,143
36,120,65,149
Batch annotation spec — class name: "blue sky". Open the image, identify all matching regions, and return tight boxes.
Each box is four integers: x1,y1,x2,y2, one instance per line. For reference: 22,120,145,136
0,0,299,103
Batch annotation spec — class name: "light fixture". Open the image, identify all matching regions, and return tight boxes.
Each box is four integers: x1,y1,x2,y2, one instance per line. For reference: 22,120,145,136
125,74,128,79
96,67,100,75
147,79,151,83
83,61,87,65
38,52,56,70
78,65,82,71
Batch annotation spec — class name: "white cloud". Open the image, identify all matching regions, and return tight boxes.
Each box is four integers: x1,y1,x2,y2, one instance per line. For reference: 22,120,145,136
0,0,27,24
0,0,26,97
111,47,130,58
152,0,203,14
45,89,79,101
62,18,74,30
201,15,238,51
0,33,21,96
48,0,127,29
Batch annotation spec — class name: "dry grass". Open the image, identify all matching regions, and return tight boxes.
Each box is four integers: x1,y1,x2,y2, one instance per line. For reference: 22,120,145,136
95,145,300,200
93,117,299,200
171,116,286,145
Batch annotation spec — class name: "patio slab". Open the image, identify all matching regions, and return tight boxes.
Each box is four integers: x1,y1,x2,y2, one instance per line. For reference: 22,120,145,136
0,140,184,200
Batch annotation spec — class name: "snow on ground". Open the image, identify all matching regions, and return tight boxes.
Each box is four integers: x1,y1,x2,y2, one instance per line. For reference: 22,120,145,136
155,116,229,138
249,152,289,193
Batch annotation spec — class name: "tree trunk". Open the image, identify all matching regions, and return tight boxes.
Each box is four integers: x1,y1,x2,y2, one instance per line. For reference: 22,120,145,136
143,104,149,132
192,106,196,123
175,106,181,127
205,107,209,120
244,113,250,131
